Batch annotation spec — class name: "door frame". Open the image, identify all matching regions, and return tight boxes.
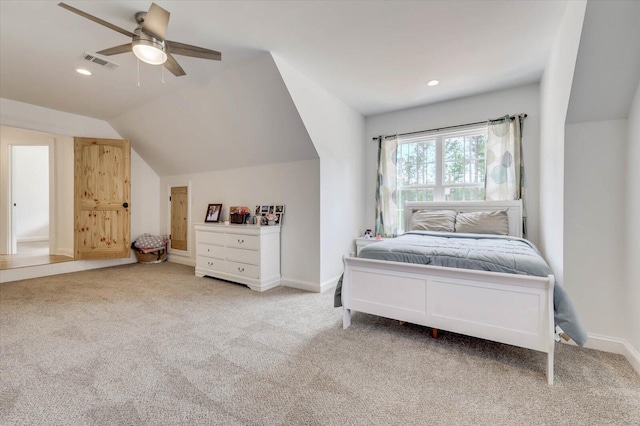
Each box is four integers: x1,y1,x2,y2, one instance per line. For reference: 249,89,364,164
4,138,55,255
166,181,192,259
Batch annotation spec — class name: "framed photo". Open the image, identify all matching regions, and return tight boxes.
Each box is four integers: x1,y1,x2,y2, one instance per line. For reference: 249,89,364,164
275,213,282,224
275,205,284,214
205,204,222,223
269,205,275,214
261,205,270,214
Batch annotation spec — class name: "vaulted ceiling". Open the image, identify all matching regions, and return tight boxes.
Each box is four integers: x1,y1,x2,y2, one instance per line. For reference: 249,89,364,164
1,1,569,176
567,1,640,123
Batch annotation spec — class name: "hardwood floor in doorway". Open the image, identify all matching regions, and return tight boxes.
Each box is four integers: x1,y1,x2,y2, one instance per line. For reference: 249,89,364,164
0,254,73,270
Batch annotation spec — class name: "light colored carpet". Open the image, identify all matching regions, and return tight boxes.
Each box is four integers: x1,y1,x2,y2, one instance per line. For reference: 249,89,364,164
1,262,638,425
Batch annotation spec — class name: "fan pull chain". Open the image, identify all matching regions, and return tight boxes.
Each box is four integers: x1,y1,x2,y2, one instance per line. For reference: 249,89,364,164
162,65,165,84
137,59,141,87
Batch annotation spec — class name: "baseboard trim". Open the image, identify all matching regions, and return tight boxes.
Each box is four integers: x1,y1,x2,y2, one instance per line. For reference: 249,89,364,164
281,277,321,293
563,333,640,376
0,257,137,283
280,275,341,293
320,275,341,293
17,236,48,243
167,256,195,267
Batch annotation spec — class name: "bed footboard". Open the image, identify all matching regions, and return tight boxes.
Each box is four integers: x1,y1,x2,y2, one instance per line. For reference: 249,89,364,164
342,256,556,384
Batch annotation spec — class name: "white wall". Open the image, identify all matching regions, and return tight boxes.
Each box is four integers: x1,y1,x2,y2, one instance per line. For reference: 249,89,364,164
273,55,366,288
12,145,49,241
564,120,627,338
0,98,161,282
109,53,318,177
365,83,542,246
538,0,587,285
160,159,321,289
626,81,640,358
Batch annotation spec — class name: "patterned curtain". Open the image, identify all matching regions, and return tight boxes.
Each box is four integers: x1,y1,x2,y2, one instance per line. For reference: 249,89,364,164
374,135,398,237
485,115,522,200
485,115,527,236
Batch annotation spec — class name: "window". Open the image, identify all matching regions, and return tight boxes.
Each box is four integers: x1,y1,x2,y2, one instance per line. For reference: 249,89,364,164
396,126,487,231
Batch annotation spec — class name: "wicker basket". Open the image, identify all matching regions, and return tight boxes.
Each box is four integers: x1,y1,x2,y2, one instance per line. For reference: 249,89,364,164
229,213,249,224
132,243,167,264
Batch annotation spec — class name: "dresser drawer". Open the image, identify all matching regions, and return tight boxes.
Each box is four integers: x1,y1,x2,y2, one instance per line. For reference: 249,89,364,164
225,233,259,250
197,231,225,245
197,243,225,259
226,261,259,279
197,256,225,271
226,247,259,265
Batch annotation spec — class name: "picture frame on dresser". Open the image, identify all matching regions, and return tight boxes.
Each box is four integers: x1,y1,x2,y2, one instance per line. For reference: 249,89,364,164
205,204,222,223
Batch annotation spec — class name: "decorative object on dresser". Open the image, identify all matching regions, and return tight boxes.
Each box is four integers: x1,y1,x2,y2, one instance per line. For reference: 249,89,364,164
205,204,222,223
255,204,285,225
195,223,281,291
229,206,251,224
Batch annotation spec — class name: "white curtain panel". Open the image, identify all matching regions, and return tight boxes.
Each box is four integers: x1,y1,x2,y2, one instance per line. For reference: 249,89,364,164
485,116,522,201
374,136,398,237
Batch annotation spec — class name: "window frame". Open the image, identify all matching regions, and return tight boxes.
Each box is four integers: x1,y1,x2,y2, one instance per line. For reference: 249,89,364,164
396,125,488,232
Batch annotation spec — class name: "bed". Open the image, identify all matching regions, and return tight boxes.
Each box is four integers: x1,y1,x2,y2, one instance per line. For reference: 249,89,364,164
337,200,586,385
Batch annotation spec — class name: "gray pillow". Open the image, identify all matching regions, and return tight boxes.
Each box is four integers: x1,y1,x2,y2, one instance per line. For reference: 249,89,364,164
410,209,457,232
455,210,509,235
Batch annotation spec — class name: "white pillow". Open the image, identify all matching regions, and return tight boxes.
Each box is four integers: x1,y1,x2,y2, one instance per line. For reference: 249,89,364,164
455,210,509,235
410,210,457,232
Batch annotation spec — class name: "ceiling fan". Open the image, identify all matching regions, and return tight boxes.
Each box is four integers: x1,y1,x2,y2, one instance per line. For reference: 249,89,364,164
58,2,221,77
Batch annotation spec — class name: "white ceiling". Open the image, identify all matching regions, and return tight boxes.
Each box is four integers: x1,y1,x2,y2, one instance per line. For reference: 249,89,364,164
0,0,568,120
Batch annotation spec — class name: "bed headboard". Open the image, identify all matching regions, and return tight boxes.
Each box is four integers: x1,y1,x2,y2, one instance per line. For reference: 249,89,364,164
404,200,523,238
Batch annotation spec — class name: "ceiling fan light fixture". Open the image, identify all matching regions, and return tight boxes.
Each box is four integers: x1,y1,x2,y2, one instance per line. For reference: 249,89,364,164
132,35,167,65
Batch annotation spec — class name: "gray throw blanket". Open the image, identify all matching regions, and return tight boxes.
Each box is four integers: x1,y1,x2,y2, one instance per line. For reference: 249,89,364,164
335,231,587,346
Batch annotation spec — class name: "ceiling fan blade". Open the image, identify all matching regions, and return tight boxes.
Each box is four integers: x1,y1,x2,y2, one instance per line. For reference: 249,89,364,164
58,3,135,38
166,40,221,61
97,43,132,56
142,3,170,41
164,53,186,77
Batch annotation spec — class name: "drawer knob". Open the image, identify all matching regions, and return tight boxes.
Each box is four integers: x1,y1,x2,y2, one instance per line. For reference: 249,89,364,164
238,239,244,244
238,267,244,272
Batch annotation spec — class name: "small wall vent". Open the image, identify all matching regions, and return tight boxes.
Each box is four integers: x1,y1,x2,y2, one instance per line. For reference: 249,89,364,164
80,52,119,70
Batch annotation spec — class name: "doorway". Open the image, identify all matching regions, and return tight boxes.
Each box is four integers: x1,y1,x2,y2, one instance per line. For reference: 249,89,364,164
10,145,50,255
0,125,73,270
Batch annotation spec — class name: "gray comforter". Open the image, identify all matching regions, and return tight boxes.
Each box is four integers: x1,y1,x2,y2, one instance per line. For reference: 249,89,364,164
335,231,587,346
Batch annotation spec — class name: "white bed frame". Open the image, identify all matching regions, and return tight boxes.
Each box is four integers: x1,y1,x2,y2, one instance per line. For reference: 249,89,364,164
342,200,556,384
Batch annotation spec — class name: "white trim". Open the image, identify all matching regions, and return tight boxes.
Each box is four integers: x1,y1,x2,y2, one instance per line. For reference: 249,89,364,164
281,275,341,293
281,277,320,292
562,333,640,376
320,275,341,293
624,340,640,376
16,236,49,243
168,255,195,267
0,257,136,283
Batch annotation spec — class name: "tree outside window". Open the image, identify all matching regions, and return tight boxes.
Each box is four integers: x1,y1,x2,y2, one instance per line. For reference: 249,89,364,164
396,127,487,232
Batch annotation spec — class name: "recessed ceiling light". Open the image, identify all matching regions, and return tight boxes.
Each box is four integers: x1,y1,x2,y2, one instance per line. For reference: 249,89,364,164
427,80,439,87
75,68,92,76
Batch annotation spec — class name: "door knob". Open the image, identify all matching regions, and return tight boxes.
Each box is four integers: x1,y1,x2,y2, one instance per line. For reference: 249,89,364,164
123,202,129,208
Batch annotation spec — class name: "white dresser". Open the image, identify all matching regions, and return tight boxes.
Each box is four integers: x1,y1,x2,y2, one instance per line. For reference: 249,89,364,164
195,223,281,292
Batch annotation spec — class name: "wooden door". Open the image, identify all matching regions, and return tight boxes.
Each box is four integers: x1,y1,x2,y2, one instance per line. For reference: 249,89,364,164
170,186,188,251
74,138,131,259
